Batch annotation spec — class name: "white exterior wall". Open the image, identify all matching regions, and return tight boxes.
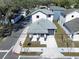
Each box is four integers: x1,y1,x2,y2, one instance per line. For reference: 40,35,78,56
58,15,65,25
47,15,53,22
73,34,79,41
32,12,53,23
59,12,79,25
65,12,79,23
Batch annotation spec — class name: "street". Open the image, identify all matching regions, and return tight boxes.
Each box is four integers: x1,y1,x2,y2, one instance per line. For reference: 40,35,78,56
0,29,23,59
0,18,29,59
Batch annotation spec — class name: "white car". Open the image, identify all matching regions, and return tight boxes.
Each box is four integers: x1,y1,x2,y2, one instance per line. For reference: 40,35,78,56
20,9,27,17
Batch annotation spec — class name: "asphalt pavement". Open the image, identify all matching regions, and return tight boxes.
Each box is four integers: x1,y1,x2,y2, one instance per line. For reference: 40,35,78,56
0,29,23,59
0,52,6,59
0,29,23,50
3,50,19,59
0,18,29,59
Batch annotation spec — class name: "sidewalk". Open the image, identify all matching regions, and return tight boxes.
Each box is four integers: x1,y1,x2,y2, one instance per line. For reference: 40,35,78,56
46,35,58,48
12,26,29,54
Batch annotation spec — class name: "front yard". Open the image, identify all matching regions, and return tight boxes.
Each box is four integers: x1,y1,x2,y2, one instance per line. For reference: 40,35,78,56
62,52,79,56
54,21,79,47
23,34,46,47
20,52,42,56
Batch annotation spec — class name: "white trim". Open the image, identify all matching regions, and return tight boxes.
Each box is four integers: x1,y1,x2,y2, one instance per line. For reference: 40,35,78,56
0,50,8,52
18,56,21,59
2,46,13,59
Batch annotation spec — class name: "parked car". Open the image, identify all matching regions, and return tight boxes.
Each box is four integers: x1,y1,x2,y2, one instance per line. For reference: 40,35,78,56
11,14,23,24
0,26,12,37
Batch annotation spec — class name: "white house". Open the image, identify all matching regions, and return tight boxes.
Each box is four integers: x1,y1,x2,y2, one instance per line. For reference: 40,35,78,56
27,18,57,45
63,18,79,41
20,19,57,56
27,18,57,39
59,9,79,26
30,9,54,23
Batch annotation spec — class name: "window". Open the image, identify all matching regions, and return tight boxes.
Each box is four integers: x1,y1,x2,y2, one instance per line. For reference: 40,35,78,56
48,14,51,17
36,15,39,18
33,33,37,35
63,23,65,26
77,33,79,34
72,15,74,17
48,29,54,35
40,34,44,37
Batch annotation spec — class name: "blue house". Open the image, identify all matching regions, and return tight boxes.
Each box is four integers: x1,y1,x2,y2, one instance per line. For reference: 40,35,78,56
49,6,66,21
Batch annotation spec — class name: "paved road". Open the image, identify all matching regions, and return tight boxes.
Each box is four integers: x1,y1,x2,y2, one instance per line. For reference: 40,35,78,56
0,19,29,59
0,29,23,59
4,50,19,59
0,29,23,50
0,52,6,59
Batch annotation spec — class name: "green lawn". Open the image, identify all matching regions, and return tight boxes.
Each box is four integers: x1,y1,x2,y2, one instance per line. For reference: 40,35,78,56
23,34,46,47
0,37,3,42
62,52,79,56
54,21,79,56
0,26,4,43
54,21,79,47
20,52,42,56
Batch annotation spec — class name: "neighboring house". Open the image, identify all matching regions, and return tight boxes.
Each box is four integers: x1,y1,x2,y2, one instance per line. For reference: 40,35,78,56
49,6,66,20
27,18,57,43
39,6,48,9
63,18,79,41
59,9,79,25
30,9,54,23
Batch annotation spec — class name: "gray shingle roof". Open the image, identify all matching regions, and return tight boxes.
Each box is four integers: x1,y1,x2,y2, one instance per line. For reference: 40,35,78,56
27,19,57,34
64,18,79,34
49,6,66,11
31,9,54,15
61,9,79,16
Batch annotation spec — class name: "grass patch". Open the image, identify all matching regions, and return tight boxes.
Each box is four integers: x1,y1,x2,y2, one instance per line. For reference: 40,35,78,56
0,26,4,42
62,52,79,56
23,34,46,47
20,52,42,56
54,21,79,47
54,21,72,47
0,37,4,42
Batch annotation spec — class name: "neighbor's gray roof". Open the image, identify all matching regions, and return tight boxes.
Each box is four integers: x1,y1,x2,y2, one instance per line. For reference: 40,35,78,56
64,18,79,34
27,19,57,34
61,9,79,16
30,9,54,15
49,6,66,11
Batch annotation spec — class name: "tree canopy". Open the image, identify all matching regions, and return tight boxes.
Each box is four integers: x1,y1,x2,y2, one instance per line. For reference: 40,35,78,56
0,0,79,15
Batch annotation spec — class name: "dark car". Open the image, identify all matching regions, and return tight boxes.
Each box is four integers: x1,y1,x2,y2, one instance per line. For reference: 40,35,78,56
2,28,12,37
